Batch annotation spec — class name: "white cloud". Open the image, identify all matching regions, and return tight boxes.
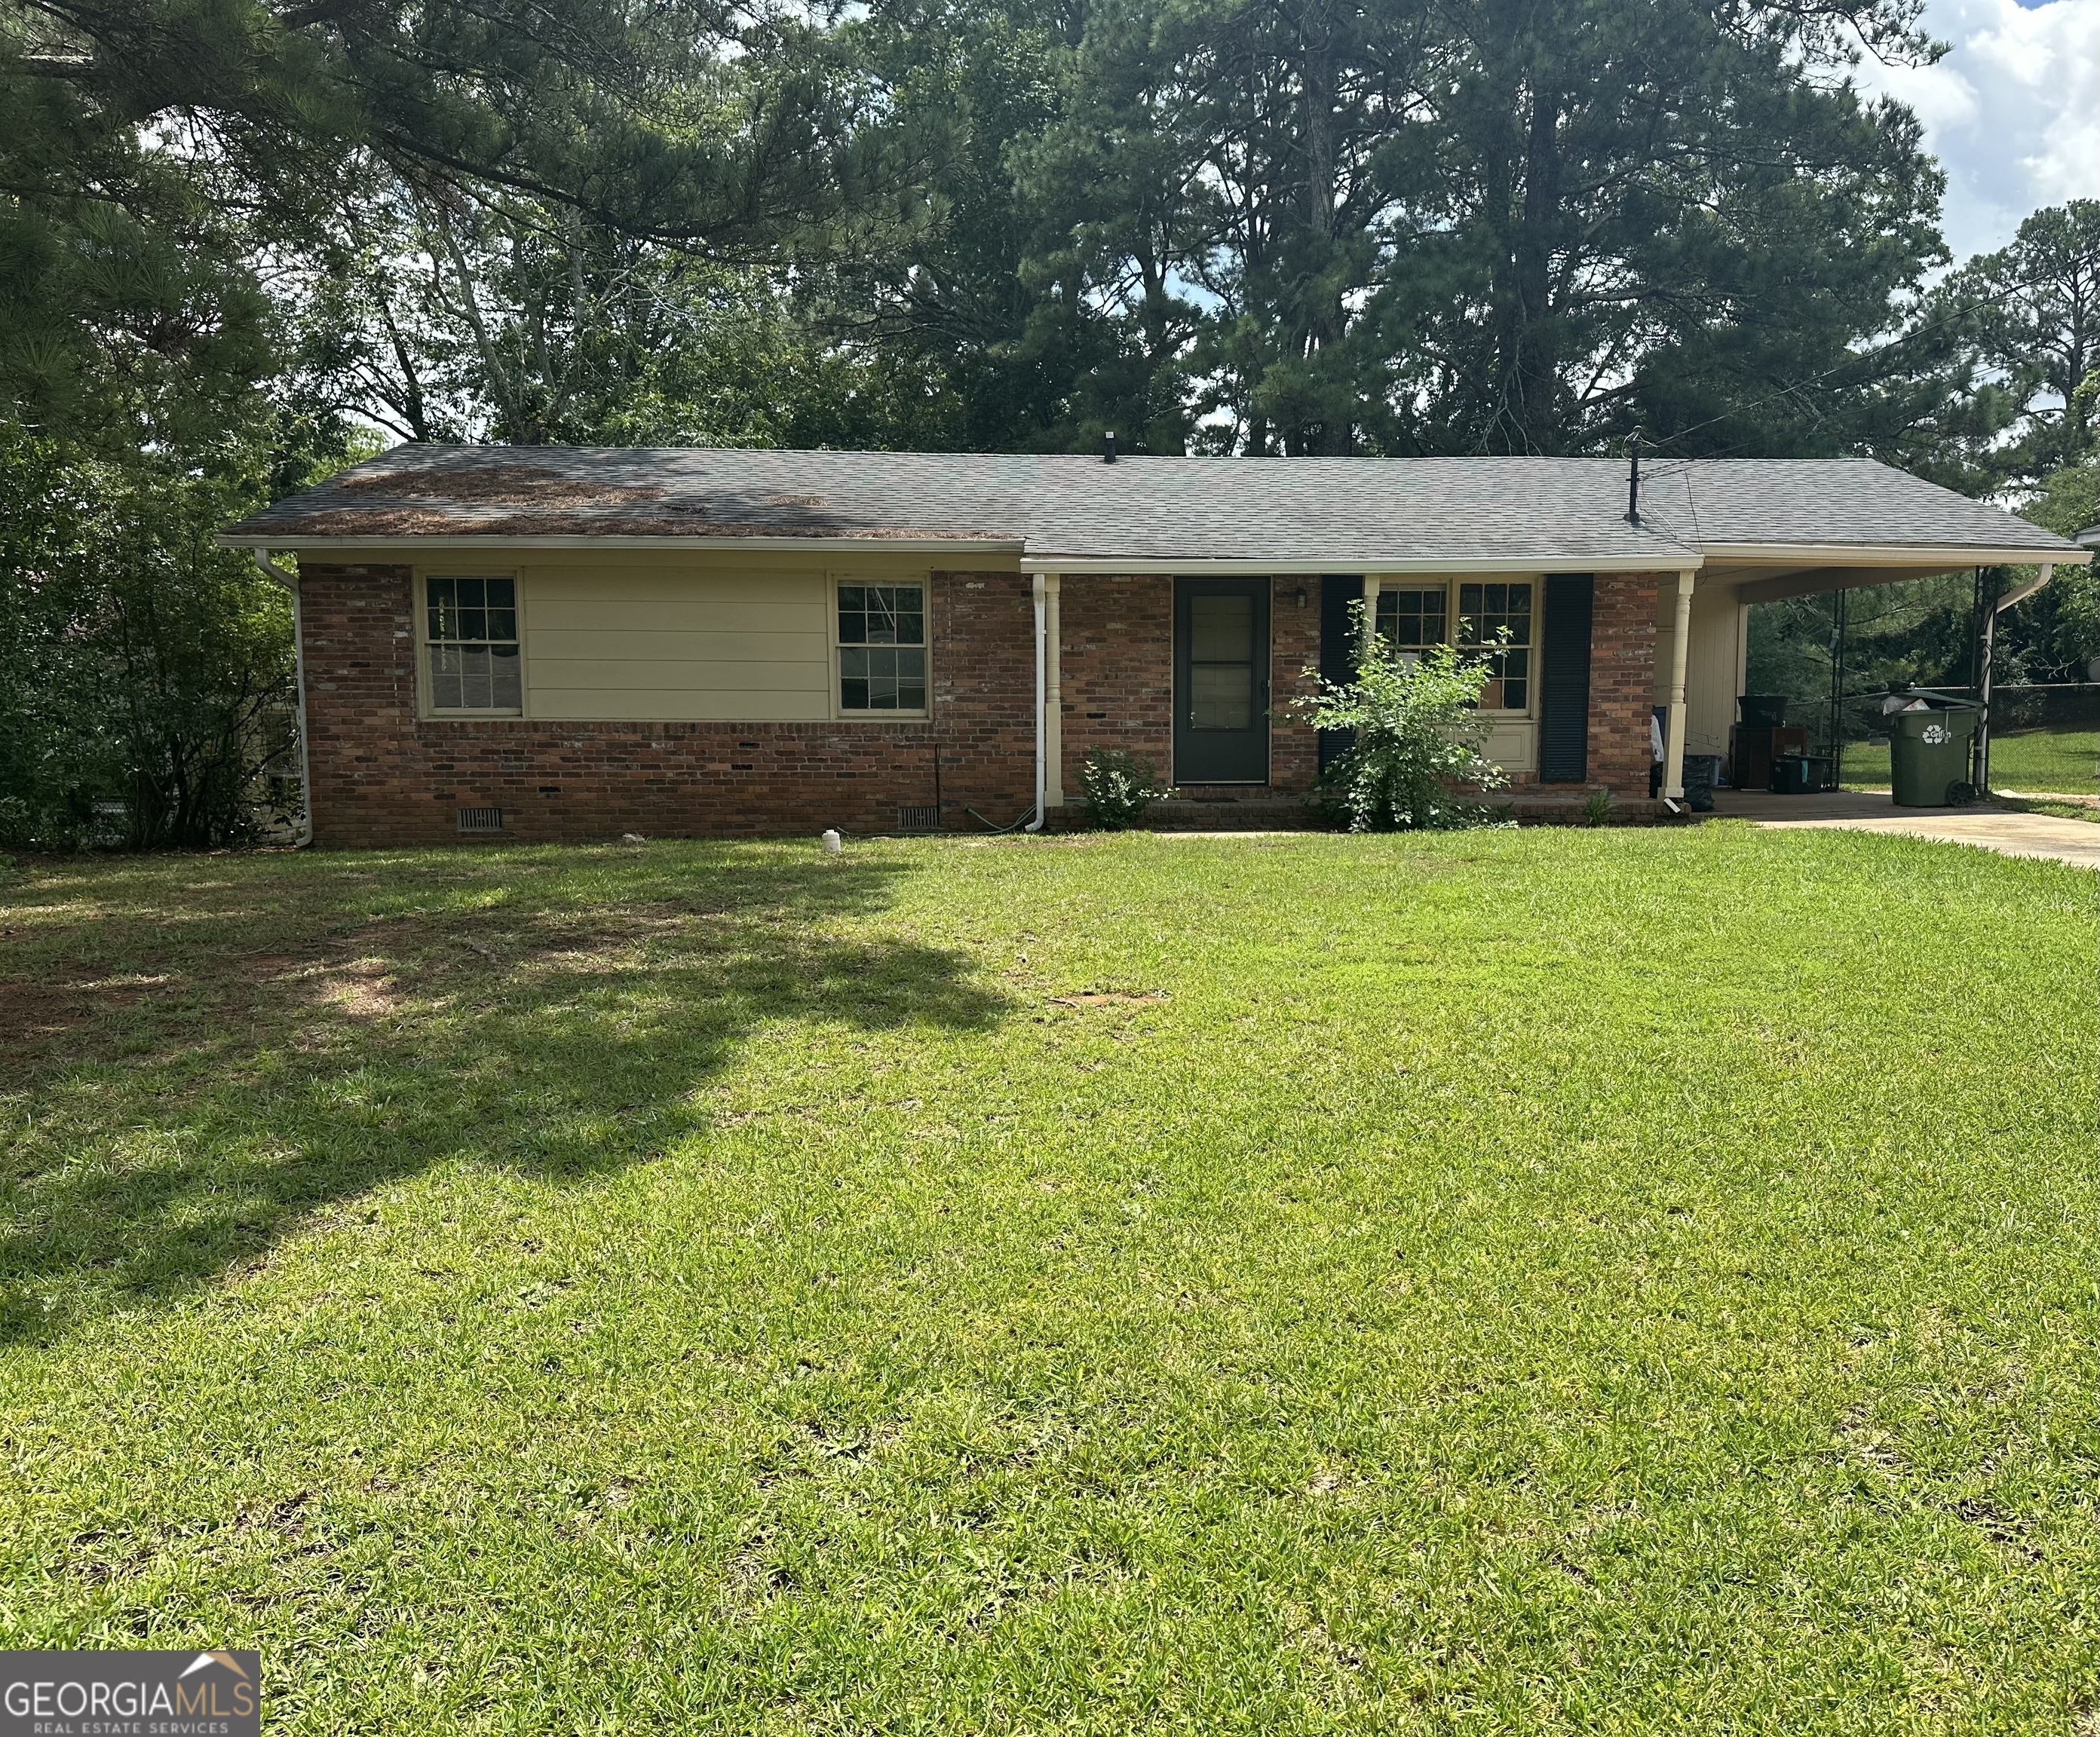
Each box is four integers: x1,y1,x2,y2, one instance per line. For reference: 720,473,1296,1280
1850,0,2100,262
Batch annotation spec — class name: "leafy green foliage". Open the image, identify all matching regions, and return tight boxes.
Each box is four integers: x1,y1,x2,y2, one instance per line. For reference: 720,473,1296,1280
0,430,296,848
1078,747,1171,830
2020,460,2100,678
1298,605,1510,830
865,0,1961,460
1942,201,2100,490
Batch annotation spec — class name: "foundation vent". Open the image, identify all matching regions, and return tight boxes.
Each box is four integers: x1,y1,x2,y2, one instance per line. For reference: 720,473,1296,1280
456,807,505,834
895,805,943,832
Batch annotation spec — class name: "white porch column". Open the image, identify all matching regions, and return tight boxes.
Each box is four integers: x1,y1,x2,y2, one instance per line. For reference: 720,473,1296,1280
1043,573,1065,805
1663,568,1696,800
1361,574,1382,658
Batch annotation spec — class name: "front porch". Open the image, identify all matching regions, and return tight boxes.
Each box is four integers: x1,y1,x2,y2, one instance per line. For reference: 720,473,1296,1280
1035,569,1669,820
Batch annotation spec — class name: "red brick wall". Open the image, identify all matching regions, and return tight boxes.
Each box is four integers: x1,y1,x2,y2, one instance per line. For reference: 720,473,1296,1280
1268,579,1323,794
297,564,1037,847
296,562,1661,847
1586,571,1665,795
1057,575,1324,798
1059,576,1172,780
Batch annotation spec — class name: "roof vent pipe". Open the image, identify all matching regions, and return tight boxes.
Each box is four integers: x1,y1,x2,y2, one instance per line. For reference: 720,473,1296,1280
1102,430,1117,464
1624,427,1642,525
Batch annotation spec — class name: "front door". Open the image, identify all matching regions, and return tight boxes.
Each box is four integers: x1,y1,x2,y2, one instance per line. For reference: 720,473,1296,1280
1174,577,1271,783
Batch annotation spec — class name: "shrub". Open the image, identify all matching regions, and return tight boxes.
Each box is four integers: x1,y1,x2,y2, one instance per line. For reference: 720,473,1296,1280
1079,749,1172,830
1295,605,1510,832
1583,789,1614,826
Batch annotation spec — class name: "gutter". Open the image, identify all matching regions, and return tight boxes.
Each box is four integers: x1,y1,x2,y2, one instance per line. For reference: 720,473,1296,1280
213,533,1025,556
250,549,314,848
1697,541,2089,568
1019,553,1701,576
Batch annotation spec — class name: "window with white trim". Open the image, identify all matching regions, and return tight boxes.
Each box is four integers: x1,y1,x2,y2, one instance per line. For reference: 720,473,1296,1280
835,584,927,713
1375,587,1449,660
1458,581,1532,710
425,574,522,712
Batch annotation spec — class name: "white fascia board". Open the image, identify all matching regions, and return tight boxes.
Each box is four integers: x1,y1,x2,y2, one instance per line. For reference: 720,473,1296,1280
1697,541,2089,568
210,534,1027,556
1019,553,1701,575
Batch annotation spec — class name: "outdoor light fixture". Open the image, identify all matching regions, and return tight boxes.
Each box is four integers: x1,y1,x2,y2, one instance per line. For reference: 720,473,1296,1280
1293,586,1308,608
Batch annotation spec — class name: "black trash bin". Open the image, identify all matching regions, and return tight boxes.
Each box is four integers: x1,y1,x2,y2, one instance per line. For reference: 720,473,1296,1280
1682,752,1723,811
1771,755,1831,795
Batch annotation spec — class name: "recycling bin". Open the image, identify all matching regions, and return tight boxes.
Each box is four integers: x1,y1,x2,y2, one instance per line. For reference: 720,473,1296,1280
1889,703,1979,807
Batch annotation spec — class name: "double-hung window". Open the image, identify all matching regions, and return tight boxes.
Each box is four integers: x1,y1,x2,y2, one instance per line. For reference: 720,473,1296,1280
1458,581,1533,710
425,574,522,713
836,584,927,714
1375,587,1449,661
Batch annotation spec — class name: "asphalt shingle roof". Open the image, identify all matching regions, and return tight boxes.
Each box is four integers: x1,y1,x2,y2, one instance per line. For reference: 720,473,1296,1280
222,445,2079,565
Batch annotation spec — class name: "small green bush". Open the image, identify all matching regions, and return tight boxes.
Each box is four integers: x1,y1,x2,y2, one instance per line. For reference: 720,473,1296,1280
1295,605,1510,831
1583,789,1614,826
1079,749,1172,830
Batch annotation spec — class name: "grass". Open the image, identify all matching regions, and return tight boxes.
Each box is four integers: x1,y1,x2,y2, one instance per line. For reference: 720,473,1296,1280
1,829,2094,1733
1838,725,2098,794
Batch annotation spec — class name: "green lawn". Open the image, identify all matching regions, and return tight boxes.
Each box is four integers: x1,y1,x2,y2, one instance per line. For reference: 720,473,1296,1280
1839,725,2098,794
2,830,2093,1732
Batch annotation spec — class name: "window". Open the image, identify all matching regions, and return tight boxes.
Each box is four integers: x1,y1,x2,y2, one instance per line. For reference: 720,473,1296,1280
836,584,927,713
1458,581,1533,710
1375,587,1449,658
425,575,521,712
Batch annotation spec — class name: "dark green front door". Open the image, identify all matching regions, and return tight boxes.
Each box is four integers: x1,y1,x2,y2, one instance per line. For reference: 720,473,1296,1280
1173,577,1270,784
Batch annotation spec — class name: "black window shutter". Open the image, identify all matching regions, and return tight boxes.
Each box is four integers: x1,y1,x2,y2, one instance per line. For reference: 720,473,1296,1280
1317,575,1361,772
1538,574,1594,783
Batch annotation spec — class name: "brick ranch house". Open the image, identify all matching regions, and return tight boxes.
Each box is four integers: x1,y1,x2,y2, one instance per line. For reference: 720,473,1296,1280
219,446,2083,847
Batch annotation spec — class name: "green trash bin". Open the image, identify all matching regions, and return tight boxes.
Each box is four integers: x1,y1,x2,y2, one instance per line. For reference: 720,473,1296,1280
1888,701,1979,807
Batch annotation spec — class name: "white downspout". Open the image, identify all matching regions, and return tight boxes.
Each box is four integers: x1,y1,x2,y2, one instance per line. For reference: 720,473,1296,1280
1025,573,1048,831
250,548,314,847
1976,562,2052,794
1043,573,1063,807
1663,569,1695,802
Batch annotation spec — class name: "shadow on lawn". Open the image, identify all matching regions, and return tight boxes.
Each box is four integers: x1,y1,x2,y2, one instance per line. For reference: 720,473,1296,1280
0,846,1004,1346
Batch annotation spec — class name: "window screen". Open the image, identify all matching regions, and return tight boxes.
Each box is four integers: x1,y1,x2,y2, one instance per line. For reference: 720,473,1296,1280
426,575,522,712
1188,593,1255,729
837,584,927,712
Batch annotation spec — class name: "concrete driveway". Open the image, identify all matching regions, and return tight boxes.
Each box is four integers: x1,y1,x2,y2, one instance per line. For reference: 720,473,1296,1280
1711,789,2100,868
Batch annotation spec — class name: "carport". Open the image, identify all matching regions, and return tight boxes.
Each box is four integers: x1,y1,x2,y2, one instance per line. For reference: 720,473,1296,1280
1632,467,2092,801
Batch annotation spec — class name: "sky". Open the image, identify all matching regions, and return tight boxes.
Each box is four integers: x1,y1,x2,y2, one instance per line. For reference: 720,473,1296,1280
1850,0,2100,262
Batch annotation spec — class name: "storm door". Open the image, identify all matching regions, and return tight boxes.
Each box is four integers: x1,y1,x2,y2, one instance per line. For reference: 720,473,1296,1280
1173,578,1271,783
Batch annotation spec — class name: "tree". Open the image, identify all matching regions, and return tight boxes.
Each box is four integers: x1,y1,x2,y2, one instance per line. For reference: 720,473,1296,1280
1944,201,2100,489
0,430,298,848
867,0,1962,460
